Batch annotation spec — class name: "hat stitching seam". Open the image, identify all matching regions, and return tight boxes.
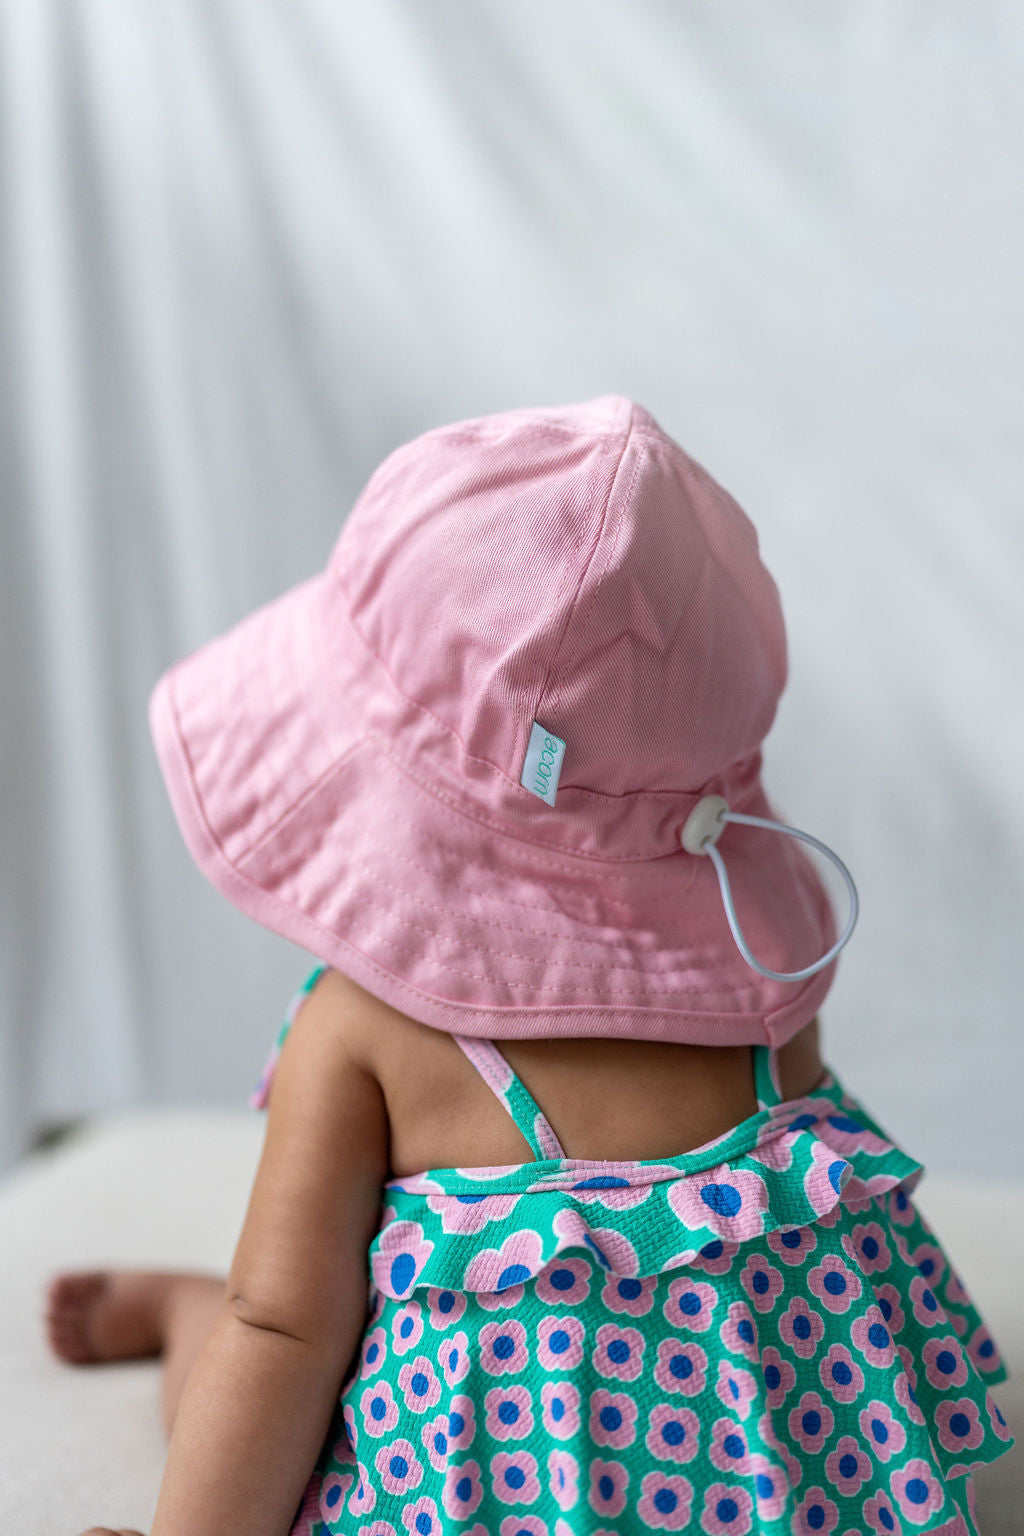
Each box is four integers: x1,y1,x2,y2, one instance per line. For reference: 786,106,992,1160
332,584,753,811
322,908,768,999
317,848,713,943
235,742,365,865
160,732,776,1026
543,406,640,723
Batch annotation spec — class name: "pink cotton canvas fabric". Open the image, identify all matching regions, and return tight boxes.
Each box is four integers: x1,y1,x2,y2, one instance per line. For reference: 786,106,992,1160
148,395,839,1048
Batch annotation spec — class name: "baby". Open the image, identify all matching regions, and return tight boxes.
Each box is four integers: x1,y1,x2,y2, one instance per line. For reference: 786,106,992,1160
45,398,1013,1536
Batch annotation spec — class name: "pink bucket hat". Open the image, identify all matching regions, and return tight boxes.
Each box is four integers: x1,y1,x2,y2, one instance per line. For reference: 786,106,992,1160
149,395,857,1049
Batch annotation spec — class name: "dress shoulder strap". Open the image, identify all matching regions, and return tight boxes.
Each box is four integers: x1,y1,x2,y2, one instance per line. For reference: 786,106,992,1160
752,1043,785,1111
450,1035,567,1162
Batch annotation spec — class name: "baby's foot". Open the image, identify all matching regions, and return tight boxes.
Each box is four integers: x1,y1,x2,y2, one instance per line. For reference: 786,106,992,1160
44,1269,192,1365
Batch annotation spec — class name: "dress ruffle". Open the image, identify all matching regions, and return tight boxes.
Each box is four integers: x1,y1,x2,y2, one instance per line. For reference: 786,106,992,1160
368,1075,924,1300
342,1073,1012,1535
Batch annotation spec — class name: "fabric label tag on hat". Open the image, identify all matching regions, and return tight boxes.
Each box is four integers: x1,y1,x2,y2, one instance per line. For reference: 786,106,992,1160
520,721,566,806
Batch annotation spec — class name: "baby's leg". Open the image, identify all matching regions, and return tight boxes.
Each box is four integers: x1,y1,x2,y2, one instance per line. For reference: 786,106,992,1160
44,1269,228,1439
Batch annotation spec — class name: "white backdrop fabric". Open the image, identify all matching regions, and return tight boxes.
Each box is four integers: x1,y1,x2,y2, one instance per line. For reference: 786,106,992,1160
1,1,1022,1181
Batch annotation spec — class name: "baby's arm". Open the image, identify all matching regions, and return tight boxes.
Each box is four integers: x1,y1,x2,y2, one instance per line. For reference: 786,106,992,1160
148,975,389,1536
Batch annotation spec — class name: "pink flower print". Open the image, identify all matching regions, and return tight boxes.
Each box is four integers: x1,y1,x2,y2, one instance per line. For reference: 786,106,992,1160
427,1189,523,1236
889,1459,944,1523
893,1369,926,1426
590,1387,639,1450
909,1240,946,1292
803,1141,851,1215
550,1207,639,1275
923,1334,968,1390
375,1438,424,1497
690,1237,742,1275
361,1379,400,1437
668,1163,769,1241
485,1384,534,1442
698,1481,754,1534
537,1314,584,1370
850,1308,897,1369
709,1416,751,1476
663,1277,717,1333
438,1329,471,1388
967,1322,1002,1374
862,1489,904,1534
815,1202,842,1229
636,1471,695,1530
399,1354,442,1414
318,1470,355,1525
887,1185,915,1227
824,1434,872,1497
391,1300,425,1356
767,1225,817,1267
908,1274,943,1329
547,1448,579,1511
646,1403,700,1464
360,1325,388,1380
421,1411,452,1472
739,1254,784,1314
747,1454,787,1521
873,1284,905,1338
479,1319,528,1375
748,1131,795,1172
654,1338,708,1396
592,1322,645,1381
348,1459,378,1519
536,1255,592,1306
720,1300,760,1361
859,1400,907,1463
401,1495,442,1536
464,1229,545,1294
844,1221,892,1275
342,1400,359,1454
476,1284,523,1313
895,1344,919,1393
819,1343,864,1404
601,1272,658,1316
372,1221,434,1301
426,1287,466,1330
491,1449,540,1505
988,1391,1013,1442
760,1345,796,1408
714,1361,758,1421
756,1409,804,1495
353,1521,393,1536
441,1458,483,1519
822,1109,890,1157
499,1519,548,1536
792,1486,839,1534
788,1390,835,1455
807,1254,863,1314
778,1296,825,1359
936,1397,985,1453
588,1457,629,1518
445,1394,475,1451
567,1168,653,1211
944,1268,971,1307
541,1379,581,1438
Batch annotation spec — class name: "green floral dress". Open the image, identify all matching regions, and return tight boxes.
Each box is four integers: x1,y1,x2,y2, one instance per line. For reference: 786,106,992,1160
249,964,1014,1535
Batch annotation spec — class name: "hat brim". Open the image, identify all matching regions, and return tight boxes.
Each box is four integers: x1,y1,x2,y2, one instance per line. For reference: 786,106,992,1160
150,572,838,1049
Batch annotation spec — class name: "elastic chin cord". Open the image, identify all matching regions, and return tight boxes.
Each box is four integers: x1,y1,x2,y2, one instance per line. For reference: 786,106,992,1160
679,794,859,983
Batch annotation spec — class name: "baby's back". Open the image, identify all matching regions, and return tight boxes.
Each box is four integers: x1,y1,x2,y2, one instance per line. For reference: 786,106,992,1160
323,968,824,1178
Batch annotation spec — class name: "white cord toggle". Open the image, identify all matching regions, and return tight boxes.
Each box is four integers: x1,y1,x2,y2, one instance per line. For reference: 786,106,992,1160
679,794,859,982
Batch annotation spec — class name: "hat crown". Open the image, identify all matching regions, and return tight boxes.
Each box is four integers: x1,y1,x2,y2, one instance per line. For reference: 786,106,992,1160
330,397,787,855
